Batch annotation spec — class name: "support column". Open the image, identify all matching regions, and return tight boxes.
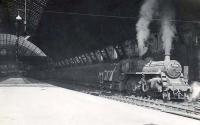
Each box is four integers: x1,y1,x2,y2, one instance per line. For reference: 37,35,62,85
114,46,121,60
74,57,80,64
84,54,91,64
89,53,96,63
71,58,76,65
197,45,200,81
119,43,127,58
104,49,110,61
78,56,84,64
99,50,104,61
93,52,100,62
80,56,86,64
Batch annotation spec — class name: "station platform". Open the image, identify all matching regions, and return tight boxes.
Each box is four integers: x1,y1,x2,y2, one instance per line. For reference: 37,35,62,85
0,77,199,125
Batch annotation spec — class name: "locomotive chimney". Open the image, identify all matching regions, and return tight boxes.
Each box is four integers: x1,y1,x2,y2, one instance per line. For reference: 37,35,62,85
164,54,170,62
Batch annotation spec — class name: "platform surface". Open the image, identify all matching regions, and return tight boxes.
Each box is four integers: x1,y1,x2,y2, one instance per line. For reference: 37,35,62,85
0,77,200,125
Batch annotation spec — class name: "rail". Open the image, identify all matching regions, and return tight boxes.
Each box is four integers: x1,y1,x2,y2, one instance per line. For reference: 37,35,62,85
99,94,200,120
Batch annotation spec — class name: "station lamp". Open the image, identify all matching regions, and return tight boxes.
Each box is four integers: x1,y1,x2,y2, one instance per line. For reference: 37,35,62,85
16,14,22,21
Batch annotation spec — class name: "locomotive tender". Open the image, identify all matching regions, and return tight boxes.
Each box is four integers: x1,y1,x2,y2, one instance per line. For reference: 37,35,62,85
99,55,191,101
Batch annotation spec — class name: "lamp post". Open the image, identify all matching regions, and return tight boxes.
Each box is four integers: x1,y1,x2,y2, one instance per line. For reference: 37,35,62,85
15,11,22,63
24,0,27,33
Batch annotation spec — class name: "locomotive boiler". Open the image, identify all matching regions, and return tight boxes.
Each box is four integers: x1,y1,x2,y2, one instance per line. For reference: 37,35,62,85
99,55,191,101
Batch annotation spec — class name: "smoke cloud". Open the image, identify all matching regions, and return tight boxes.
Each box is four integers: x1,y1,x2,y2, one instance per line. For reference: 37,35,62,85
190,81,200,101
136,0,158,56
160,1,176,55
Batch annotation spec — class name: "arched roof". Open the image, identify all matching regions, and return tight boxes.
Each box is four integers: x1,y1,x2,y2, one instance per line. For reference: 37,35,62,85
0,34,46,57
2,0,48,33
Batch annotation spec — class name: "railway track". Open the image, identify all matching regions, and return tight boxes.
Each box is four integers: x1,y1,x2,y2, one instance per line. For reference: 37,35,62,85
98,94,200,120
80,89,200,120
44,79,200,120
81,90,200,120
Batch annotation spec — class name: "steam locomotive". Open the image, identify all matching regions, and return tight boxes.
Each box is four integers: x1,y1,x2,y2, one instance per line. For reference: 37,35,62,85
31,54,191,101
98,55,191,101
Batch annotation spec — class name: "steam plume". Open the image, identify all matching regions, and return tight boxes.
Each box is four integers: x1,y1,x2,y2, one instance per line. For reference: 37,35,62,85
190,81,200,101
136,0,158,56
160,1,176,55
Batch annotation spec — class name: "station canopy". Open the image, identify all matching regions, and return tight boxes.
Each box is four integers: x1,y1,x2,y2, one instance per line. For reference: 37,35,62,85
1,0,200,62
0,34,46,57
0,0,48,59
3,0,48,33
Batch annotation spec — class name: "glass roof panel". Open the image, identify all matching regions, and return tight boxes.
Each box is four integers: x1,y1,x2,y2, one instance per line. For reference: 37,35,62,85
3,0,48,34
0,34,46,56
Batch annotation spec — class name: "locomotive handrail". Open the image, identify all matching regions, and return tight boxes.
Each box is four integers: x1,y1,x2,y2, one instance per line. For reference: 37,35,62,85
135,72,161,75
